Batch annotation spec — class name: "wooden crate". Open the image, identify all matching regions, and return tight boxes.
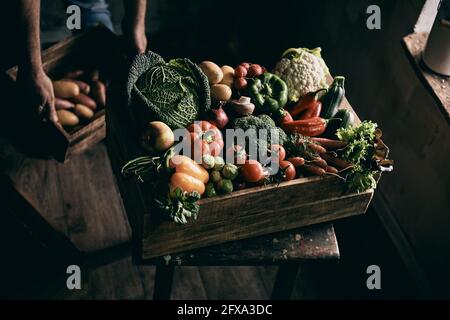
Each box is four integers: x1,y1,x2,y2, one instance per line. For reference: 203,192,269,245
107,76,375,261
5,26,124,162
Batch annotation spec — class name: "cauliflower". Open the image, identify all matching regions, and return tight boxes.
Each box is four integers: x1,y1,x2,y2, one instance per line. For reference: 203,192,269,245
273,47,329,103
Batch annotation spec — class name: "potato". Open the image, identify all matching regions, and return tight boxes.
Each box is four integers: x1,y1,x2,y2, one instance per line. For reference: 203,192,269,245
70,80,90,95
91,81,106,108
55,98,75,110
199,61,223,84
57,110,79,127
70,93,97,110
53,80,80,98
210,84,232,101
220,65,235,87
74,104,94,119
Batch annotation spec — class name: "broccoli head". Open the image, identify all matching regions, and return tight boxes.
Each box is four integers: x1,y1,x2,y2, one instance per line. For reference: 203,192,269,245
233,115,287,147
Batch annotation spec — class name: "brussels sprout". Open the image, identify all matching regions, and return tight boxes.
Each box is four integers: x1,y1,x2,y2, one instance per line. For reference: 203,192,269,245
202,155,215,170
216,179,233,195
210,170,222,183
222,163,239,180
213,156,225,171
205,182,217,197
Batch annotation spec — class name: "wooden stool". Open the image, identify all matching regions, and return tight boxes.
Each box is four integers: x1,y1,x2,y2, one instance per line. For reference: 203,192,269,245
147,223,339,300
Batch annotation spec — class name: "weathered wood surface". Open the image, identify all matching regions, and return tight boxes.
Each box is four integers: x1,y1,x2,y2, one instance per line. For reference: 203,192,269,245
140,223,339,266
65,110,106,161
107,72,370,260
42,221,338,299
43,258,276,300
141,192,368,259
0,141,131,253
403,32,450,123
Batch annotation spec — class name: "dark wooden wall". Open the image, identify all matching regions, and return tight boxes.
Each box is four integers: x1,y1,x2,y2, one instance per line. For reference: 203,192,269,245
310,0,450,295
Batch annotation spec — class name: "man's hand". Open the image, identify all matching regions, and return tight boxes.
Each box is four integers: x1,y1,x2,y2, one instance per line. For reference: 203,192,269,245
18,0,57,123
17,68,58,123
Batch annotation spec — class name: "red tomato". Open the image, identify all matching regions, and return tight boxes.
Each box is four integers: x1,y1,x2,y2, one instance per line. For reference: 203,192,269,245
248,64,263,77
235,65,248,78
279,160,296,181
240,62,251,69
270,144,286,163
241,160,267,183
234,77,248,90
187,121,224,158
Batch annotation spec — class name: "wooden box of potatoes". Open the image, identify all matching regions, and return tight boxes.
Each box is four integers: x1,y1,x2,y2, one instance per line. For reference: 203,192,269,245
6,26,125,162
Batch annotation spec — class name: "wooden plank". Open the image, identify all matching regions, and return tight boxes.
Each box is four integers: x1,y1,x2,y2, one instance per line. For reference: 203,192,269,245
403,32,450,123
2,141,131,253
53,145,131,251
153,175,363,226
0,174,81,261
141,192,369,259
171,267,208,300
140,223,339,266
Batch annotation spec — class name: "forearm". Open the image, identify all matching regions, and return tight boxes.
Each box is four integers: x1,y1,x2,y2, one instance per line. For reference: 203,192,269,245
18,0,42,73
123,0,147,32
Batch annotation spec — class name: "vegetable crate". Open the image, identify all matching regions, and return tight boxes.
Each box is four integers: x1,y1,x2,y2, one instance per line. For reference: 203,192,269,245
107,78,375,261
5,26,124,163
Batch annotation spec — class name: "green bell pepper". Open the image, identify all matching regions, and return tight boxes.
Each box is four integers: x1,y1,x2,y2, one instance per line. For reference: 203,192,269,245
247,72,288,115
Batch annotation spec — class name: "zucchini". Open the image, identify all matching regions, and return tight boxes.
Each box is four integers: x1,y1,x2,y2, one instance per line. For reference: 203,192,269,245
323,117,342,138
320,76,345,119
334,109,354,129
323,109,354,138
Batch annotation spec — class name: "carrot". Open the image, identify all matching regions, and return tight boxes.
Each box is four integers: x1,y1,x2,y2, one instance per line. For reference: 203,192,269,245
300,164,326,176
310,137,348,149
307,142,327,154
326,166,339,174
308,156,327,169
286,157,305,167
320,153,353,170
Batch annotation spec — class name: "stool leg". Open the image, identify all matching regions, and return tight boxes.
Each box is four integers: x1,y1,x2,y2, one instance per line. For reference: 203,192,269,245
153,265,175,300
271,264,300,300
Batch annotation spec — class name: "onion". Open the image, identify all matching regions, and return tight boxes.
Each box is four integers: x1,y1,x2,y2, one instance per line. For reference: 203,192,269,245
210,105,229,129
